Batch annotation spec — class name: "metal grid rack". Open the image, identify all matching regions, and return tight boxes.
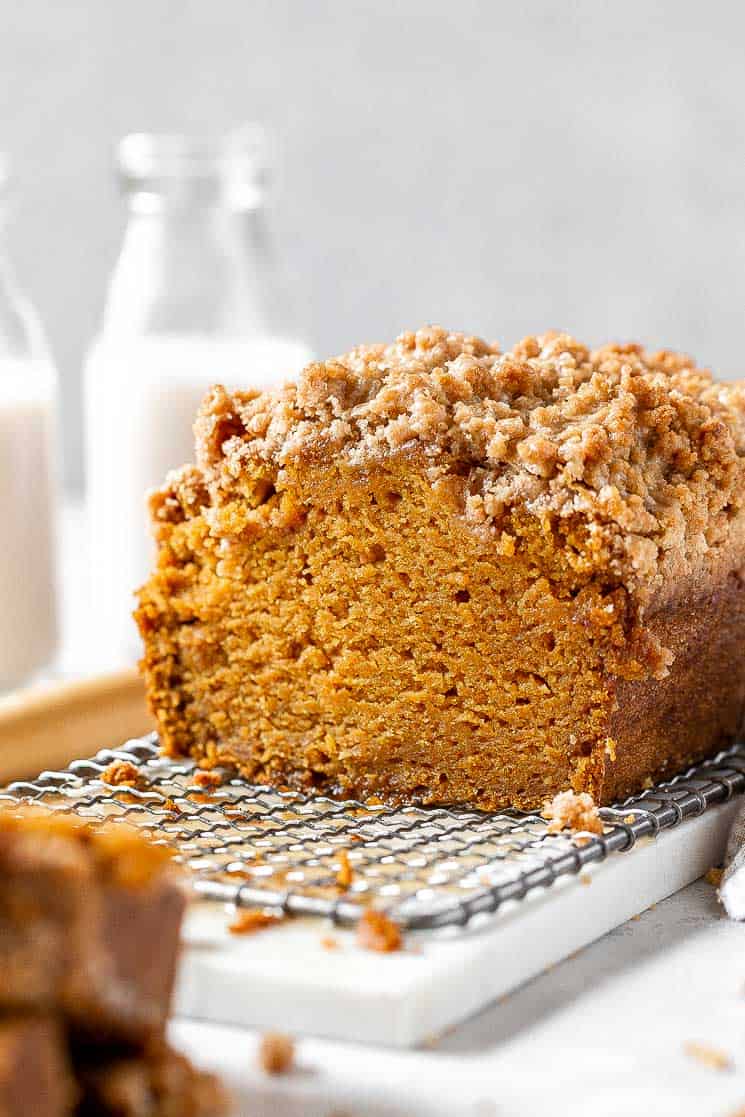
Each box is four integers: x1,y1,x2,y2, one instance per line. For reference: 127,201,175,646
2,734,744,931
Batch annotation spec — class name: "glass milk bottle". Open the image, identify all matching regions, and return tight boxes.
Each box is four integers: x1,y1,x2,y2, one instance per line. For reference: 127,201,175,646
84,129,312,666
0,159,58,688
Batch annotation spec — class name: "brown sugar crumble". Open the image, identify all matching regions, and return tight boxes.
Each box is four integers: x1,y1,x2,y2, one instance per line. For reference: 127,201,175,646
336,850,354,890
192,770,223,791
227,910,282,935
137,325,745,812
542,790,603,835
100,760,142,788
258,1033,295,1075
356,910,403,953
705,867,724,887
683,1040,733,1071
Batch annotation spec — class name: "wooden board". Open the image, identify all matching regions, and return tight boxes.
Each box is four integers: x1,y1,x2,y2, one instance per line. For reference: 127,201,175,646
0,669,154,782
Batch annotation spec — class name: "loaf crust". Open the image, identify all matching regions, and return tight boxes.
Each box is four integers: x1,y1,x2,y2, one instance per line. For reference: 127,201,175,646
136,328,745,809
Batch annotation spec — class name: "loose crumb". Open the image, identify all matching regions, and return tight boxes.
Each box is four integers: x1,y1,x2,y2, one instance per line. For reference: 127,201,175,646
705,867,724,887
684,1040,733,1071
193,770,223,791
579,872,592,886
228,910,282,935
542,790,603,835
258,1033,295,1075
356,910,403,953
162,797,180,814
642,777,654,790
336,850,354,890
101,760,142,788
623,813,635,824
320,935,339,950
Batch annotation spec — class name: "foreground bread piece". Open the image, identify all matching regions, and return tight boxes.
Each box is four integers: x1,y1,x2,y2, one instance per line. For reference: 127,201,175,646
76,1042,230,1117
0,1016,76,1117
137,328,745,809
0,808,186,1045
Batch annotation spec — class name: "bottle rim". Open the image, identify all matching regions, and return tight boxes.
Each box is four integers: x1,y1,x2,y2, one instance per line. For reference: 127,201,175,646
116,125,271,202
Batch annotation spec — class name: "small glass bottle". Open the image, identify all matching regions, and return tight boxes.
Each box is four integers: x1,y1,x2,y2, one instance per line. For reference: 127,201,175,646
83,128,312,666
0,156,58,688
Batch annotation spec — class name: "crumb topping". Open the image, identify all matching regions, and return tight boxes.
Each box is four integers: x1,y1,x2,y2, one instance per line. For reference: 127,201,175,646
356,910,403,953
101,760,142,788
542,789,604,835
190,326,745,594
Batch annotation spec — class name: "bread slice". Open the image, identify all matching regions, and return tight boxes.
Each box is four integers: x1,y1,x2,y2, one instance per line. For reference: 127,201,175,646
0,808,186,1044
137,327,745,809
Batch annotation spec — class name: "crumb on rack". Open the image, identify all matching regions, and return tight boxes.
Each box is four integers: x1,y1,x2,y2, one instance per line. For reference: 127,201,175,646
258,1033,295,1075
705,867,724,887
228,910,283,935
623,813,635,824
192,770,223,791
356,910,403,953
542,790,603,835
683,1040,733,1071
101,760,142,788
162,797,180,814
336,849,353,890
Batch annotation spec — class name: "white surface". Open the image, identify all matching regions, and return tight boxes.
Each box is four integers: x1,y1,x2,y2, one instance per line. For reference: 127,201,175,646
175,797,741,1049
170,882,745,1117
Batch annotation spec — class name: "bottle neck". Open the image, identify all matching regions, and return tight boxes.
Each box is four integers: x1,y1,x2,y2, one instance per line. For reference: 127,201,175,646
101,192,279,341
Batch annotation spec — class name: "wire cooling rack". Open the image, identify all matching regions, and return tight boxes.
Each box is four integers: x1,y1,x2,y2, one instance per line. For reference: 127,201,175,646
2,734,744,931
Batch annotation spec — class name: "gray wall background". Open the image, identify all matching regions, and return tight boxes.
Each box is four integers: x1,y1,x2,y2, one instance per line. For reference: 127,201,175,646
3,0,745,489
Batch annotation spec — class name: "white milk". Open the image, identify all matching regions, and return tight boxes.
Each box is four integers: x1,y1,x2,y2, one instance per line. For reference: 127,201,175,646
0,360,57,687
84,334,313,665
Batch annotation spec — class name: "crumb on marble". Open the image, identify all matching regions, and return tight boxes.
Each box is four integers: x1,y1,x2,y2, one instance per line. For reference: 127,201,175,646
356,910,403,953
258,1033,295,1075
228,910,283,935
684,1040,733,1071
101,760,142,788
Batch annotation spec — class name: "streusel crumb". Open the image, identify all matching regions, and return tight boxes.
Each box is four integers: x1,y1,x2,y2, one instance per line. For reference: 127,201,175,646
356,910,403,953
228,910,282,935
258,1033,295,1075
683,1040,733,1071
101,760,142,788
543,789,603,835
336,850,353,890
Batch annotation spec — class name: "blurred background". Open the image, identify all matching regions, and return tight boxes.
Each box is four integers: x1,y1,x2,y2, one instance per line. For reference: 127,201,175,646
4,0,745,493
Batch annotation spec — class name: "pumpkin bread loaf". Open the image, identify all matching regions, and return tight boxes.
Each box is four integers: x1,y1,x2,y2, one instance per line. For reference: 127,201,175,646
136,327,745,810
